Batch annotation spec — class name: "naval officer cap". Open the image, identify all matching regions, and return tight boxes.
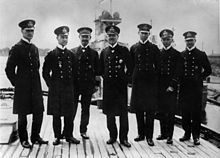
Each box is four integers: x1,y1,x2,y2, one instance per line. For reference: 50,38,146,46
159,29,174,39
105,25,120,35
77,27,92,35
183,31,197,40
18,19,35,30
54,26,69,35
137,23,152,33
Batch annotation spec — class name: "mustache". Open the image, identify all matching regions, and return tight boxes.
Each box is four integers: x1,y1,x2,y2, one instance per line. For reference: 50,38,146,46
82,40,89,42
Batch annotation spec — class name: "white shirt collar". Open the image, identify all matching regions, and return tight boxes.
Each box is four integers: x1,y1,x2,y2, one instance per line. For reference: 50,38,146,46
81,44,89,49
163,45,172,51
22,37,31,44
57,44,66,50
186,45,196,51
139,39,148,44
109,42,118,48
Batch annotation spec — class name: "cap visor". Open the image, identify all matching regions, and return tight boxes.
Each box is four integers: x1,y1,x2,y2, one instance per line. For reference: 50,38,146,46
139,30,149,33
185,37,195,41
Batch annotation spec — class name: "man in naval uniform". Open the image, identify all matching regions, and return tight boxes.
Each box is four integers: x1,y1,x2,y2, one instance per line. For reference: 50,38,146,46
71,27,100,139
130,23,160,146
100,25,133,147
179,31,211,145
5,19,48,148
157,29,182,144
42,26,80,145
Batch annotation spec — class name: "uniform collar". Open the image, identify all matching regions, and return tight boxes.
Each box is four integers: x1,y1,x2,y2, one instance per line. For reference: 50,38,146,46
109,42,118,48
21,37,32,44
57,44,66,50
139,39,148,44
186,45,196,51
163,45,172,51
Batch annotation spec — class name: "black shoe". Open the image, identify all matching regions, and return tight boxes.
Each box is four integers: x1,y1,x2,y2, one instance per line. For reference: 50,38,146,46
179,135,190,142
53,138,60,145
194,138,200,145
31,137,48,145
21,140,32,148
166,137,173,144
81,133,89,139
134,135,145,142
156,135,167,140
147,139,154,146
106,138,116,144
120,140,131,148
66,137,80,144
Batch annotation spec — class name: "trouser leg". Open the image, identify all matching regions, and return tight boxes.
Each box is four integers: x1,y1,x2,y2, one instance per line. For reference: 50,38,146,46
119,112,129,142
18,114,28,142
53,116,61,139
107,115,117,140
80,94,92,133
31,113,43,141
145,111,155,139
135,111,145,137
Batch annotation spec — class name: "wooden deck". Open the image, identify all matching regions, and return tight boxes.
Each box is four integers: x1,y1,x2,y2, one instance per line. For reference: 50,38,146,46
1,104,220,158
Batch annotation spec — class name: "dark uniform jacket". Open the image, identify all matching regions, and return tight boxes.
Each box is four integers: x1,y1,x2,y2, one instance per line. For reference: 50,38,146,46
42,47,76,116
71,46,99,95
130,41,160,112
100,44,133,116
158,47,182,113
180,47,212,108
5,39,44,115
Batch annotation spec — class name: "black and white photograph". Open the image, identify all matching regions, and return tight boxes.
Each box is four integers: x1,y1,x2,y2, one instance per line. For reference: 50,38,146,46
0,0,220,157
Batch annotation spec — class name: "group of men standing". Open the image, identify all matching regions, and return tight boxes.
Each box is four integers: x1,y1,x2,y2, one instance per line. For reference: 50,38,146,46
5,19,211,149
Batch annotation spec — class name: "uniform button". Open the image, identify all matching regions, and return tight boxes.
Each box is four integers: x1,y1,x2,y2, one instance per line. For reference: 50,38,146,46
77,78,80,80
192,73,194,76
61,76,63,78
109,66,111,68
60,71,63,73
68,56,70,59
109,75,112,78
189,52,191,55
30,63,33,66
167,72,170,75
185,73,187,76
115,75,118,77
116,56,118,58
111,50,114,53
69,75,71,78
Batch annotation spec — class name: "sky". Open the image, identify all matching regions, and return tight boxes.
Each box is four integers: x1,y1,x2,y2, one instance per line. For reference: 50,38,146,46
0,0,219,54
